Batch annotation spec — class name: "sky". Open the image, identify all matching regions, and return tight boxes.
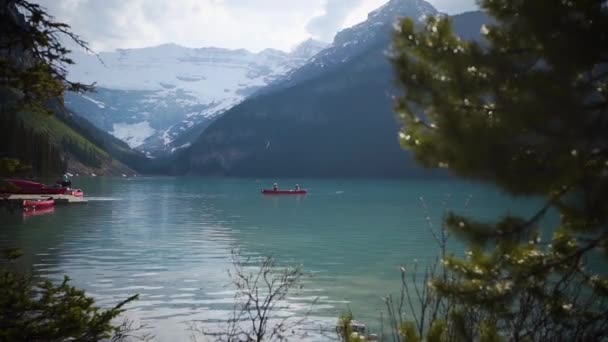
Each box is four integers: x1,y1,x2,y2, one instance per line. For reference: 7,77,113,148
34,0,477,53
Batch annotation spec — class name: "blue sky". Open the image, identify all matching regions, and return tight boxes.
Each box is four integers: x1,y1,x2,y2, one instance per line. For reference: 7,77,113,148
34,0,477,52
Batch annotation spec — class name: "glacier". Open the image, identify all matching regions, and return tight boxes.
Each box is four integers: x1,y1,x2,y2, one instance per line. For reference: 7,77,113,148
66,40,327,154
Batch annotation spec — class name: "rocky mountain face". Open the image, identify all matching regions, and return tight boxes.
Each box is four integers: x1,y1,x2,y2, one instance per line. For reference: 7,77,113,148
65,40,327,156
260,0,437,95
183,1,488,177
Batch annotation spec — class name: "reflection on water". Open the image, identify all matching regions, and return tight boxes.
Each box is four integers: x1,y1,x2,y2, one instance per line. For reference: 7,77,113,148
22,207,55,220
0,177,537,340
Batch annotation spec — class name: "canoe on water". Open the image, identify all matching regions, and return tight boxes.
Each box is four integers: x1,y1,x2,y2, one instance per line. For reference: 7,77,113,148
261,189,307,195
23,198,55,210
23,207,55,218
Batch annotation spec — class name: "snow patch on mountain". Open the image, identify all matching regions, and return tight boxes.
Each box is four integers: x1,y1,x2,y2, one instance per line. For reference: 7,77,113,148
81,95,106,109
66,40,327,153
112,121,156,148
290,39,328,60
171,142,191,153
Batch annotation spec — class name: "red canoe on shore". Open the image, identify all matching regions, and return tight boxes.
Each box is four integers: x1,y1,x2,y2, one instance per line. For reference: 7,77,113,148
262,189,307,195
23,198,55,210
5,179,84,196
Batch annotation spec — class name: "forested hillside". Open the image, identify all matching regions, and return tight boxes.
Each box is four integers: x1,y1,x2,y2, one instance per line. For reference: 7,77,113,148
0,93,138,176
0,0,154,177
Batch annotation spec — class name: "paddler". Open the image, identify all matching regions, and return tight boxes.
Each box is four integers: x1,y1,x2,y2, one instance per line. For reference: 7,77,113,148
61,173,72,188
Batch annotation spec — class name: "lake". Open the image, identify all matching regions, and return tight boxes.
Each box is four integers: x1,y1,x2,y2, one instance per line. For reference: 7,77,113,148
0,177,537,340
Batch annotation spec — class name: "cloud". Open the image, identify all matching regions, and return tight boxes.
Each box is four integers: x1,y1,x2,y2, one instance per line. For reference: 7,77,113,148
429,0,477,14
33,0,477,53
306,0,365,42
35,0,323,52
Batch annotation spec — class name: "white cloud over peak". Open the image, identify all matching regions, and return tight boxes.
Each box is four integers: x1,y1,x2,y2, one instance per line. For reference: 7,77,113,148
306,0,365,42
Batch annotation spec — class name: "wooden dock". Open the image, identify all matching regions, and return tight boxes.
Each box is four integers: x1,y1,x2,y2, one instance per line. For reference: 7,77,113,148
2,194,87,204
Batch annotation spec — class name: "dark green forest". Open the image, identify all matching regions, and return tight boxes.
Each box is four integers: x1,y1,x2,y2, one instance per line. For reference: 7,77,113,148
0,110,65,176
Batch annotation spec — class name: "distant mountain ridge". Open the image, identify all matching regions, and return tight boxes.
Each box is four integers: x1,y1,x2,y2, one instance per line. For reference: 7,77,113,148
259,0,437,95
182,1,489,178
65,40,328,155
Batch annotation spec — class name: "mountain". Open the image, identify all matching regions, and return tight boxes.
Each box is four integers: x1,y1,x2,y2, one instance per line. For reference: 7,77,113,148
52,104,169,175
290,38,329,60
65,41,327,155
183,1,488,178
261,0,436,94
0,91,141,176
0,0,143,177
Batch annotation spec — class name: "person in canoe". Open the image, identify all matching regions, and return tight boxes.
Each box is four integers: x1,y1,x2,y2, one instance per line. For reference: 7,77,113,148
60,173,72,188
273,183,279,191
295,184,301,191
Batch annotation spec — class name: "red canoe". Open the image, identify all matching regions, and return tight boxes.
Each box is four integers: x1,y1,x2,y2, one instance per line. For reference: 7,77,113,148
23,198,55,210
71,189,84,197
6,179,45,189
23,207,55,218
262,189,307,195
5,179,84,196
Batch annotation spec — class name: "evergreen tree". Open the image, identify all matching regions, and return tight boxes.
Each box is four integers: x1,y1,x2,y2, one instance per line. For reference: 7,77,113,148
0,0,98,177
0,0,94,114
392,0,608,340
0,250,142,342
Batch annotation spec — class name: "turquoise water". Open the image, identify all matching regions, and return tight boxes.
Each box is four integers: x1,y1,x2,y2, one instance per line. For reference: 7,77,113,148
0,177,538,340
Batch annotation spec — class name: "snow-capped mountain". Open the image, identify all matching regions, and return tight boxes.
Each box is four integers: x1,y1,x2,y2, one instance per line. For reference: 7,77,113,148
316,0,436,67
290,38,329,60
185,0,451,177
262,0,437,94
65,40,327,154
